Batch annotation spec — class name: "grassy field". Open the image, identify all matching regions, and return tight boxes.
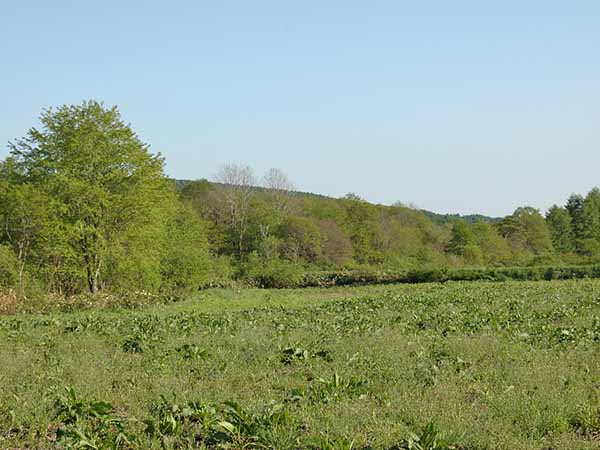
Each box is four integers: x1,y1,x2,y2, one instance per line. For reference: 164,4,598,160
2,280,600,449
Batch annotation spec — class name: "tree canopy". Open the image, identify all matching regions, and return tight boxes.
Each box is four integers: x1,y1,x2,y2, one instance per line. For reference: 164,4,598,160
3,100,600,296
1,101,212,294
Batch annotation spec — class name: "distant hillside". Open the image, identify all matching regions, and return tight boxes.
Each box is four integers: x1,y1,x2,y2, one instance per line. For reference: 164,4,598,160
174,179,501,223
422,211,501,225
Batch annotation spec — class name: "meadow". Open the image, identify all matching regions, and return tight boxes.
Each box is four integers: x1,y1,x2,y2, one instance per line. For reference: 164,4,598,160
2,280,600,449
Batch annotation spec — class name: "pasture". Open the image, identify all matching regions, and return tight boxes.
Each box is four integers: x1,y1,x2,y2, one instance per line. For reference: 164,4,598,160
2,280,600,449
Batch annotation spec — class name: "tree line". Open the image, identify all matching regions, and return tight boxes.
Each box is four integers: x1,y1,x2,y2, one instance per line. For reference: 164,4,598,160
1,101,599,296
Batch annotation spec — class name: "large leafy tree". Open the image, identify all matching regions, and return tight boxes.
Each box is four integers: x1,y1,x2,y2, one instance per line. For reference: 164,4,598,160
316,219,353,267
545,205,573,254
499,207,553,258
447,220,482,264
565,190,600,255
472,221,512,265
578,192,600,257
0,245,19,289
342,194,382,265
279,215,324,264
582,190,600,241
0,182,65,291
160,202,213,294
7,101,170,293
447,220,476,255
566,194,585,252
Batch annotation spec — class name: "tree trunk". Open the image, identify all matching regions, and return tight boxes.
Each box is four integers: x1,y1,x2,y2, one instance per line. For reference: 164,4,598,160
84,250,101,294
93,257,102,293
16,241,27,294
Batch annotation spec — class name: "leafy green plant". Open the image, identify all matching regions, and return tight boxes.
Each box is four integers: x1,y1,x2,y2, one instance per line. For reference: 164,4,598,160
121,336,143,354
144,395,220,443
53,387,133,449
310,372,369,403
0,245,19,289
281,346,333,365
176,343,208,360
144,396,297,449
313,435,356,450
397,422,455,450
219,400,297,449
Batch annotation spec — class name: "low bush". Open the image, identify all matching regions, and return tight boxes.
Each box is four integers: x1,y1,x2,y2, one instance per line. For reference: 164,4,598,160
0,245,18,289
242,256,305,288
243,264,600,289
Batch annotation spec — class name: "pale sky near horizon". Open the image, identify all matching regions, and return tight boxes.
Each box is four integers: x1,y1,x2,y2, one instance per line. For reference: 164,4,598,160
1,1,599,217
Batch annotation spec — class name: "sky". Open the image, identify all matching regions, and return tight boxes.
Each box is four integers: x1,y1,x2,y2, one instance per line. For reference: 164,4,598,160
1,1,599,217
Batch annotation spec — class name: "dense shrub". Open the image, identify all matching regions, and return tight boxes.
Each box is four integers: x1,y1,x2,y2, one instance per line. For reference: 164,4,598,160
237,264,600,289
243,256,305,288
0,245,18,289
160,203,215,295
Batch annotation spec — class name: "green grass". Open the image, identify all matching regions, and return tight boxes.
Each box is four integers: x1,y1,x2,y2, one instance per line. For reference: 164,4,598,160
2,280,600,449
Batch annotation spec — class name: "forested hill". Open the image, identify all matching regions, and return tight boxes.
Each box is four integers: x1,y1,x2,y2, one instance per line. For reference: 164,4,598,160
174,179,500,225
2,102,600,297
422,211,501,225
176,171,600,276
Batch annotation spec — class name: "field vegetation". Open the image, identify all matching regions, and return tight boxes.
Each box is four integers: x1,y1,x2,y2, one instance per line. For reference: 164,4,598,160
3,101,600,450
2,280,600,449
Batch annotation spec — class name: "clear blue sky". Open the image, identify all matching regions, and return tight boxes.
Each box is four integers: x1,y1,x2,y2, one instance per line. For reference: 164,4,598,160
2,1,599,216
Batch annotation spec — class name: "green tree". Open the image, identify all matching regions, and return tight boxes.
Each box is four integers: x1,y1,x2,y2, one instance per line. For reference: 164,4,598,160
0,183,44,287
160,202,213,294
0,182,69,291
8,101,170,293
585,187,600,210
582,191,600,241
472,221,512,265
577,193,600,257
447,220,476,254
447,220,482,264
180,179,214,218
342,194,382,265
316,219,353,267
302,195,347,223
0,245,19,289
377,214,423,268
499,207,553,258
279,215,324,264
545,205,573,253
566,194,585,252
